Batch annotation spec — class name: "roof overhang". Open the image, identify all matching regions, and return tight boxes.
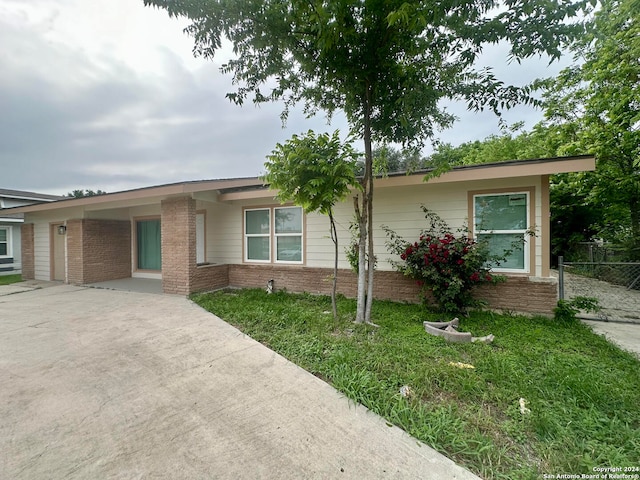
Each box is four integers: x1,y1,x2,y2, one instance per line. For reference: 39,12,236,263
2,155,595,214
0,190,62,202
2,177,264,214
379,155,595,187
219,155,596,201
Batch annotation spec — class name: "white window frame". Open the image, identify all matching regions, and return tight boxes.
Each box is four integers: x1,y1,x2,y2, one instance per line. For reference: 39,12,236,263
244,208,272,263
473,191,530,274
196,211,206,264
0,226,12,258
243,206,304,264
273,206,303,264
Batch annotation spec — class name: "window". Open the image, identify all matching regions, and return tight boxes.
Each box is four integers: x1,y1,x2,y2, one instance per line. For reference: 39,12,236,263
473,192,529,272
0,226,11,257
245,209,271,262
274,206,303,262
244,206,303,263
136,219,161,270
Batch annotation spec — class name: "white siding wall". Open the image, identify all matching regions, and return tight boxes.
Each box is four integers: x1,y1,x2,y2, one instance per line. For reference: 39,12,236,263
21,174,545,279
217,176,544,274
33,221,50,280
305,183,470,271
129,205,161,218
206,202,248,264
26,207,85,281
11,225,21,272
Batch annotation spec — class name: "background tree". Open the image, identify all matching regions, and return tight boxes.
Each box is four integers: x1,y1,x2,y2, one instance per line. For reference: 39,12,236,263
539,0,640,259
65,189,107,198
425,124,600,262
146,0,592,323
263,130,360,319
425,122,564,167
370,146,428,174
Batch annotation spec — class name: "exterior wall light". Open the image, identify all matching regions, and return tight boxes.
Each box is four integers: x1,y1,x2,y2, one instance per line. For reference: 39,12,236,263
57,225,67,235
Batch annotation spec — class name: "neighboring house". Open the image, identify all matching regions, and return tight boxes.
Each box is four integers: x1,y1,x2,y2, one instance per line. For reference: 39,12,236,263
5,156,595,314
0,189,62,275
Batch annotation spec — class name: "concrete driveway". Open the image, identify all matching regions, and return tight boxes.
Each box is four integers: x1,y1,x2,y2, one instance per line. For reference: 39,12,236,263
0,285,478,479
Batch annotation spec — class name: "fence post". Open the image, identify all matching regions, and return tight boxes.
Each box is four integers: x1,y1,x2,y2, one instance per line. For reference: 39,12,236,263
558,255,564,300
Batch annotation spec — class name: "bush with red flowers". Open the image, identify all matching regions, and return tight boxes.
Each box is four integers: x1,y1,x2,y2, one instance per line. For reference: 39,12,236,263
384,207,504,313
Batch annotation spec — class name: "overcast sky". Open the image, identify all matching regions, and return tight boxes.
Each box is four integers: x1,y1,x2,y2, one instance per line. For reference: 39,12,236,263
1,0,573,195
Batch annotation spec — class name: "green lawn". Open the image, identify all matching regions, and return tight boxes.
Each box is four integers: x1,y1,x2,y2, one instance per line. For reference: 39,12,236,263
0,274,22,285
192,289,640,480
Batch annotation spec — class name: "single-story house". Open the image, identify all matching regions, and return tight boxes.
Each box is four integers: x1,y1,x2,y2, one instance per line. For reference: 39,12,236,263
3,155,595,314
0,189,63,275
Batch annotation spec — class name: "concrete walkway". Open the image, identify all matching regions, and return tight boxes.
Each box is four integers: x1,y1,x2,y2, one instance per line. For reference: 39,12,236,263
0,285,479,479
0,279,59,296
582,320,640,358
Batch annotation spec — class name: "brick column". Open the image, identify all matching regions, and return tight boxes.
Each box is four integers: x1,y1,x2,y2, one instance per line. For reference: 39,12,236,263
161,196,196,295
20,223,35,279
66,219,83,284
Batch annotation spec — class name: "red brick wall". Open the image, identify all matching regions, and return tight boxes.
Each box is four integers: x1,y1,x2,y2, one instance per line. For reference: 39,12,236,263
475,276,558,315
227,264,557,315
66,219,131,285
161,196,196,295
191,264,230,293
20,223,34,280
82,220,131,283
66,219,83,284
226,265,420,301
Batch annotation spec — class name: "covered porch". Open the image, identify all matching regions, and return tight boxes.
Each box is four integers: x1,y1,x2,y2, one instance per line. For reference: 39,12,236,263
17,178,262,295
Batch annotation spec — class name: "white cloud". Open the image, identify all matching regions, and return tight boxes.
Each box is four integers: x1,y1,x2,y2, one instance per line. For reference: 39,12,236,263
0,0,573,195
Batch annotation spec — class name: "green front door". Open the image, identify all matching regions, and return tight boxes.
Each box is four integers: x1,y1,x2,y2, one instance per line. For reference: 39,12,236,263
137,219,161,270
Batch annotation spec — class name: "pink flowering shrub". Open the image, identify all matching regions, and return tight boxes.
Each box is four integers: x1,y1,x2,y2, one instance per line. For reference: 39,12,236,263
384,207,504,313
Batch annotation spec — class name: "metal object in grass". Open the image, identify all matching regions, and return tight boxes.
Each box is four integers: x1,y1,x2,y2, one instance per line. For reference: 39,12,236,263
423,318,494,344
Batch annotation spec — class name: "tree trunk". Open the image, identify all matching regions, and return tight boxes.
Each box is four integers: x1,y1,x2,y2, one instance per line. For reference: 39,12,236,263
329,209,339,320
355,82,375,324
365,116,375,324
354,193,368,323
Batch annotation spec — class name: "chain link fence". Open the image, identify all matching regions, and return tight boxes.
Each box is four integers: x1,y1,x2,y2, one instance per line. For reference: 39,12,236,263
570,242,628,263
558,257,640,322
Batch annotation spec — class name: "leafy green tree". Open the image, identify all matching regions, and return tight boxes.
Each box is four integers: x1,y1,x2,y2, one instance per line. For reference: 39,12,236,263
427,122,563,167
540,0,640,258
549,172,601,262
370,146,428,174
263,130,360,319
426,124,600,262
145,0,592,323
